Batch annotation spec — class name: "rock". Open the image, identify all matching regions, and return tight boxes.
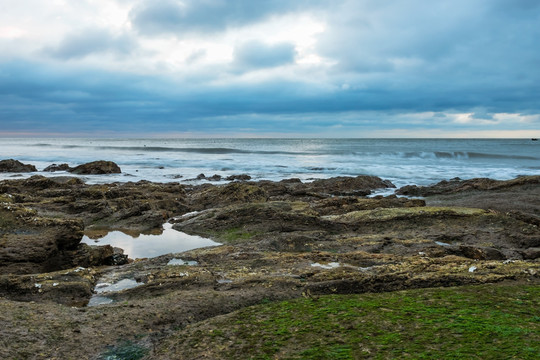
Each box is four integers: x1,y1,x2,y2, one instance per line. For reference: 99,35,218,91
523,247,540,260
0,178,188,233
457,245,506,260
0,159,37,173
189,182,268,210
311,196,426,216
69,160,121,175
106,247,129,265
397,176,540,196
43,163,71,172
304,175,395,196
207,174,222,181
411,176,540,222
0,266,96,306
0,174,539,360
173,201,328,242
71,244,113,267
226,174,252,181
0,203,84,274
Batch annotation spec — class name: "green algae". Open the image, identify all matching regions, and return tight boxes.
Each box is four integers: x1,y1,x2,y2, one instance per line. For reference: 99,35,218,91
156,283,540,359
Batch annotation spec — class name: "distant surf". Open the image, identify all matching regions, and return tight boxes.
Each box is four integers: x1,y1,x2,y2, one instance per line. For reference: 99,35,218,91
2,138,539,187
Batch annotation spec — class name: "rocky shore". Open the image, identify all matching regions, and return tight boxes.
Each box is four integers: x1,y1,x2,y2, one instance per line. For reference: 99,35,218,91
0,160,538,359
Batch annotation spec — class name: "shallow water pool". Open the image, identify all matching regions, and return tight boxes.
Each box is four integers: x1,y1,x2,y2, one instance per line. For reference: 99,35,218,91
81,222,220,259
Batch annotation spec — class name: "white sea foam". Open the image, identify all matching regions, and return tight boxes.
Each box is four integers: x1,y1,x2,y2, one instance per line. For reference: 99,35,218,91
0,138,537,187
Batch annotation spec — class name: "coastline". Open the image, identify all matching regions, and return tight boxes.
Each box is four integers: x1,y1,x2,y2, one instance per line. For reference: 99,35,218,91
0,164,539,358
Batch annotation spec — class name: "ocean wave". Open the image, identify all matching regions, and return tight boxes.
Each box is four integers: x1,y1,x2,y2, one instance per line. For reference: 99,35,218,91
56,145,313,156
32,143,53,147
392,151,538,161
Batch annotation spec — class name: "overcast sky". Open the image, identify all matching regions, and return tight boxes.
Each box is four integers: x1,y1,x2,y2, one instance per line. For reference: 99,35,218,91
1,0,539,137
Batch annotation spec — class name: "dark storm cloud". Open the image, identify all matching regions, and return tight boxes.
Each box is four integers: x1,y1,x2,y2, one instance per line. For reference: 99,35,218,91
315,0,540,112
129,0,324,36
45,28,137,59
233,41,296,70
1,0,540,135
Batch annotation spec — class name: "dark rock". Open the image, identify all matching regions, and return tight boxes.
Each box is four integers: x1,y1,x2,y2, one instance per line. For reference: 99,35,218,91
105,247,129,265
397,176,540,197
43,163,71,172
189,182,268,210
522,247,540,260
196,173,206,180
71,243,115,267
22,175,59,190
226,174,252,181
0,159,37,173
311,196,426,216
280,178,302,183
457,245,506,260
0,267,96,306
207,174,222,181
69,160,121,175
0,203,84,275
303,175,396,196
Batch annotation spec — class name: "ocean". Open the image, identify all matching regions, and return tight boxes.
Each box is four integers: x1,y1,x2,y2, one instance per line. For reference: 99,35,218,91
0,138,538,189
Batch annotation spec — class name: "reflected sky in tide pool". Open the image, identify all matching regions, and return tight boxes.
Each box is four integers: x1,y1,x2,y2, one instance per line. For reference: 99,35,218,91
81,223,219,259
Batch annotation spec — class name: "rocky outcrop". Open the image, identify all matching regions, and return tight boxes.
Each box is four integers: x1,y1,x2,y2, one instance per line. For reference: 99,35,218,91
397,175,540,196
174,201,539,261
69,160,121,174
251,175,395,201
0,202,81,273
0,201,119,275
189,182,269,210
43,163,71,172
400,176,540,226
0,174,538,359
226,174,252,181
0,176,188,232
0,159,37,173
303,175,395,196
0,267,96,306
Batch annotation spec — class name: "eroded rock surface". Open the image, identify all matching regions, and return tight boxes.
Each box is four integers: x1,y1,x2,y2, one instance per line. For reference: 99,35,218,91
398,176,540,226
69,160,122,174
0,174,538,359
0,159,37,173
0,175,188,232
43,163,71,172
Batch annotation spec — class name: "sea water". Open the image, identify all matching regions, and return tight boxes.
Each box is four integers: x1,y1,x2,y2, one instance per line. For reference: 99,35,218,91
0,138,538,188
81,223,219,259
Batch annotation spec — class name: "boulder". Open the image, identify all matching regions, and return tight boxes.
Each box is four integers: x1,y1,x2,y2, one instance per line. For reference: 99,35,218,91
397,176,540,196
0,159,37,173
189,182,268,210
303,175,395,196
69,160,121,175
226,174,252,181
43,163,71,172
522,247,540,260
0,203,84,274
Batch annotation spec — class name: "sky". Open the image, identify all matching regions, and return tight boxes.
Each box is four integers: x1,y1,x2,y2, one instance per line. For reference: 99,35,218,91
0,0,539,138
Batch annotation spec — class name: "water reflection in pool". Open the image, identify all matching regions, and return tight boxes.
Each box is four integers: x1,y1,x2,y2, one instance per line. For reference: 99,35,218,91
81,223,220,259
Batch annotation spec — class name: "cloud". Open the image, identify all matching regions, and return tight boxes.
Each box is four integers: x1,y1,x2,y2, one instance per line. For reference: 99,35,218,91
45,28,137,59
129,0,323,36
1,1,540,137
233,41,296,70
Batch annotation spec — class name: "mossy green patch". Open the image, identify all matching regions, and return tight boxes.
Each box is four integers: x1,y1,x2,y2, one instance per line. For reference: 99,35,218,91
215,227,259,243
158,283,540,359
